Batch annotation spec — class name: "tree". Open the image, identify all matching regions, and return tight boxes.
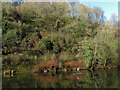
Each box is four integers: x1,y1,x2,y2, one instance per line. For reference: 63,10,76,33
109,13,118,29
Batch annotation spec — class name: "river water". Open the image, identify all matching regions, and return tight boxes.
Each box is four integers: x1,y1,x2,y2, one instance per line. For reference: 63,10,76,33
2,69,119,88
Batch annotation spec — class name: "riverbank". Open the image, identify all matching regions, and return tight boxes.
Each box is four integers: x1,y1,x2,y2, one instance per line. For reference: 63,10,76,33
2,61,117,76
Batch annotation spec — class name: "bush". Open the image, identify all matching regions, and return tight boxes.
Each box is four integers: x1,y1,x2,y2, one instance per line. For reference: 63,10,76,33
59,52,76,62
38,52,57,61
38,37,53,53
2,30,22,49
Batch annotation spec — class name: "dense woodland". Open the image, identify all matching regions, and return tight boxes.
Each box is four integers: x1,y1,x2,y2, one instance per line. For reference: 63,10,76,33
2,2,118,72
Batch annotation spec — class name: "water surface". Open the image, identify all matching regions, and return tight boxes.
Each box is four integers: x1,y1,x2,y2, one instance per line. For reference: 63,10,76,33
2,69,118,88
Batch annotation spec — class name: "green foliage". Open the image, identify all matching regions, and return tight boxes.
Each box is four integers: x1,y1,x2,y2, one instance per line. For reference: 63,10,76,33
58,61,63,68
53,42,59,53
2,2,118,71
92,29,118,65
59,52,76,62
2,30,22,48
85,43,92,68
38,52,57,61
38,37,53,53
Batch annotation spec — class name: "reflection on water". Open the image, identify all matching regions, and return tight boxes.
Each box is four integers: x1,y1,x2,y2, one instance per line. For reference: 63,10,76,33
2,69,118,88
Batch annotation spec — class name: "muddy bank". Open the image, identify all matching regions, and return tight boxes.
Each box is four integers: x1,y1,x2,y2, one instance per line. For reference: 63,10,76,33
33,60,118,73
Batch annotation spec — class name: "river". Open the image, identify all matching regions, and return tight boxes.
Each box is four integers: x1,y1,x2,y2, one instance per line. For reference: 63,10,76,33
2,69,118,88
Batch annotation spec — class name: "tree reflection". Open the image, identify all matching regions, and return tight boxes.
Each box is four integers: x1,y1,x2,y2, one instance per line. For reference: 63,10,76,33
2,69,118,88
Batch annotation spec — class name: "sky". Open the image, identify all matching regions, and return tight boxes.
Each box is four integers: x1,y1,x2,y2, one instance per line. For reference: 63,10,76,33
79,2,118,20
